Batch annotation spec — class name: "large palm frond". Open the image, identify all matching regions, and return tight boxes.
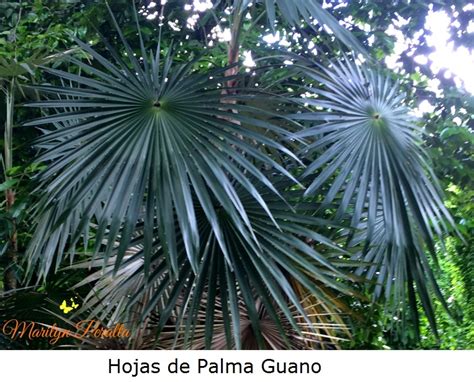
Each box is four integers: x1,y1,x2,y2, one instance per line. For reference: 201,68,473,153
293,58,457,333
23,12,300,279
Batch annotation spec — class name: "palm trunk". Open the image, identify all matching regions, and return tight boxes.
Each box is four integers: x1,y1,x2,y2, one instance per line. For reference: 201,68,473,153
225,7,244,91
221,2,244,128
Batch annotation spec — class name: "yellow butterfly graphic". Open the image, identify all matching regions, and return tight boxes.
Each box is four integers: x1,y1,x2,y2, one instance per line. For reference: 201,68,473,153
59,298,79,314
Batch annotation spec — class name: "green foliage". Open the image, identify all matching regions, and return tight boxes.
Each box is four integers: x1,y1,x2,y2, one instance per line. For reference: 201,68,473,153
418,237,474,349
0,0,472,350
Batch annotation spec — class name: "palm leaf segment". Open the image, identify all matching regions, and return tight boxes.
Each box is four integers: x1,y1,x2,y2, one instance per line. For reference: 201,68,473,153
24,15,300,279
238,0,365,54
296,58,456,332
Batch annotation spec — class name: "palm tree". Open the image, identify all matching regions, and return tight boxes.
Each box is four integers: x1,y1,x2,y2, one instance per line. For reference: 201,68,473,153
15,0,456,349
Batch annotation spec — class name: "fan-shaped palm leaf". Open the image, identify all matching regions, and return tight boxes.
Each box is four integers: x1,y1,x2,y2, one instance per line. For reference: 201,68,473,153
23,12,301,280
293,58,457,333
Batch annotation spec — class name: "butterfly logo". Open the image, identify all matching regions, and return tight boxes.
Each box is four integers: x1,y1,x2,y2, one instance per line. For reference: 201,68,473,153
59,297,79,314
